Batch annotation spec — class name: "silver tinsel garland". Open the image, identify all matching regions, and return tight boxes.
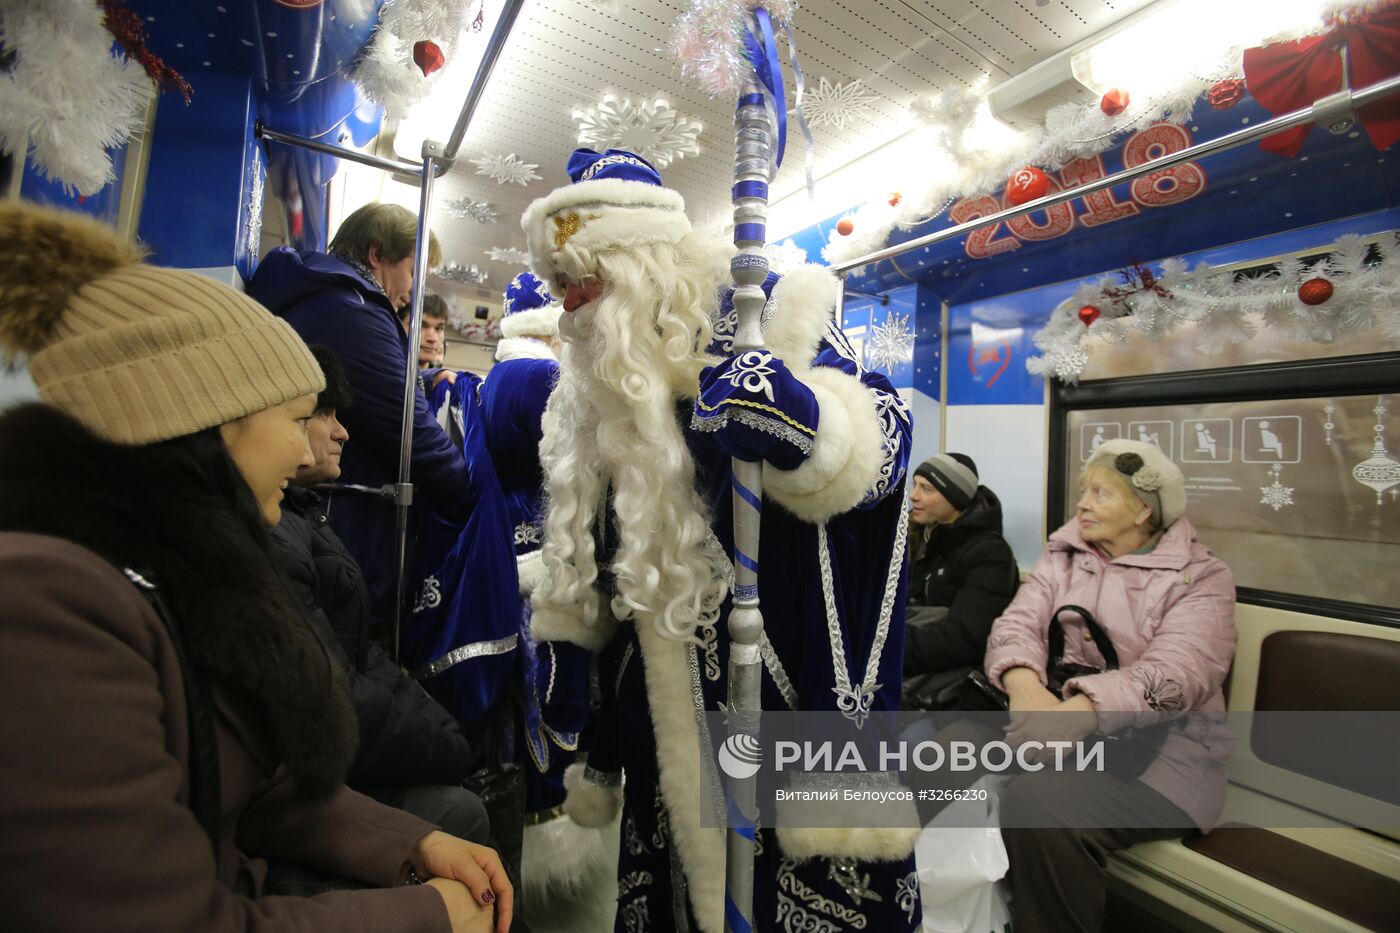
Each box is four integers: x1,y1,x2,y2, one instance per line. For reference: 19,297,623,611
1028,232,1400,383
443,197,499,224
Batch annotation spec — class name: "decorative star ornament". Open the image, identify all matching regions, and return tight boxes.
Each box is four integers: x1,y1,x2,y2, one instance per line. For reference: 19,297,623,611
799,76,880,130
572,96,702,168
470,152,541,187
865,312,916,372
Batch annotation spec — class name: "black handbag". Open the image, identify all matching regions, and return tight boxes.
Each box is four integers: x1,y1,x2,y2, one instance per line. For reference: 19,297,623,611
959,605,1169,778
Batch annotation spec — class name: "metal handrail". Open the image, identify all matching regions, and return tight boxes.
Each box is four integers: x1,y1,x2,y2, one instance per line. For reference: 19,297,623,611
444,0,528,160
254,122,424,179
830,72,1400,274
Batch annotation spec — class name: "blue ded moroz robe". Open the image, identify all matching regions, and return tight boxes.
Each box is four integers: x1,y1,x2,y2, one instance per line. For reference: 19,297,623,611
545,266,922,933
403,374,522,729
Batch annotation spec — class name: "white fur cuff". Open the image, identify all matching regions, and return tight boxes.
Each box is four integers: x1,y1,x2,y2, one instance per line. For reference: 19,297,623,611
763,365,884,524
530,602,616,653
764,263,839,369
521,811,614,897
562,761,624,828
517,550,549,596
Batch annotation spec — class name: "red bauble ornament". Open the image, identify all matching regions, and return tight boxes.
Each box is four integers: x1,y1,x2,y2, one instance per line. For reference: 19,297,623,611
1100,88,1130,117
888,191,901,207
1298,277,1334,306
1006,167,1050,206
836,217,855,236
1207,78,1246,110
413,40,445,76
1078,305,1102,327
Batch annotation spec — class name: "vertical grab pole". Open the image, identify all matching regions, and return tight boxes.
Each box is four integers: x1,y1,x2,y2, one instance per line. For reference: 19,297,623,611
723,80,772,933
391,140,443,664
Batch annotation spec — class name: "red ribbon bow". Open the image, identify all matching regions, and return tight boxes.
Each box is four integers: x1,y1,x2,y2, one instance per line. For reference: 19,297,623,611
1242,1,1400,156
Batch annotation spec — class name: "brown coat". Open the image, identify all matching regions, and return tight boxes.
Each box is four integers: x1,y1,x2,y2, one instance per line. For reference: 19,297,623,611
0,532,453,932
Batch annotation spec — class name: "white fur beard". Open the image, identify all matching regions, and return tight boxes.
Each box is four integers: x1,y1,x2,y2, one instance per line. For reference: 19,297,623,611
536,296,727,645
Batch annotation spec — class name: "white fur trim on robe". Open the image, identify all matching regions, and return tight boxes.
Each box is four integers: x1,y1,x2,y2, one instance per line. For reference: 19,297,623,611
499,306,561,343
633,621,726,933
763,263,839,369
762,365,884,524
775,802,921,862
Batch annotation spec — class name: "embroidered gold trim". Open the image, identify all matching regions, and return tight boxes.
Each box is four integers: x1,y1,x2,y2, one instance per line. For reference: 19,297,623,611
693,395,816,436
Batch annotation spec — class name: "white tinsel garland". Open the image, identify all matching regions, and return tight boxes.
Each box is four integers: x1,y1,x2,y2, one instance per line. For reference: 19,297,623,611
0,0,153,196
1027,232,1400,383
354,0,483,119
822,1,1385,267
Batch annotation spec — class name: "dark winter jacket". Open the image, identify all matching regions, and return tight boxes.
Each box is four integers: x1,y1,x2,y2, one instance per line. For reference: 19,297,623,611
246,248,471,620
903,486,1020,675
0,404,447,932
270,486,474,790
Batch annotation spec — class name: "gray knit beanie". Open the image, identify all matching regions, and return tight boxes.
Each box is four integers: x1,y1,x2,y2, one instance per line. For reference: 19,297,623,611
915,452,979,511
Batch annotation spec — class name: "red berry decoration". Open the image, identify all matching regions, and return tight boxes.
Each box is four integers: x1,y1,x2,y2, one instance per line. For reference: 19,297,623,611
1006,167,1050,206
1078,305,1102,327
1207,78,1246,110
1100,88,1130,117
888,191,901,207
1298,277,1334,306
836,217,855,236
413,40,445,76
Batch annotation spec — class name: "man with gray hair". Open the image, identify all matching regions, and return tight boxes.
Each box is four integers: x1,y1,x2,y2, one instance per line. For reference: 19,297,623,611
903,453,1019,706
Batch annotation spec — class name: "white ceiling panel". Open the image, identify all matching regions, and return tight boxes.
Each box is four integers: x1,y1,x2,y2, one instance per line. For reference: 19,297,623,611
415,0,1157,293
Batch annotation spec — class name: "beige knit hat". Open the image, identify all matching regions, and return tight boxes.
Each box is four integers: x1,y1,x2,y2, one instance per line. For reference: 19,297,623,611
0,202,323,445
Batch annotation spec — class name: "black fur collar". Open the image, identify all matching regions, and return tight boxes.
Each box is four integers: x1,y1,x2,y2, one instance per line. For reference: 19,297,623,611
0,404,357,799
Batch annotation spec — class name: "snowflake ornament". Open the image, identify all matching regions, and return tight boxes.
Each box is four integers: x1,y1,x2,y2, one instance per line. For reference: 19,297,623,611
573,96,702,168
443,197,498,224
799,77,880,130
487,246,531,264
1260,464,1295,511
865,312,915,372
470,152,541,187
435,261,490,285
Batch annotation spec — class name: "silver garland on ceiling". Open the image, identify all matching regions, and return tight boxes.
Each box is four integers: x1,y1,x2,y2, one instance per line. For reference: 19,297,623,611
435,261,490,285
443,197,499,223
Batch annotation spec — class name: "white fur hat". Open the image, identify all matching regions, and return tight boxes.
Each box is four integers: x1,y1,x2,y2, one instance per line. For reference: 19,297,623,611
1085,438,1186,528
500,272,560,339
521,148,690,286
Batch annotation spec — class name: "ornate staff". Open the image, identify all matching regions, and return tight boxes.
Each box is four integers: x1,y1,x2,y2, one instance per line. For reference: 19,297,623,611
723,74,772,932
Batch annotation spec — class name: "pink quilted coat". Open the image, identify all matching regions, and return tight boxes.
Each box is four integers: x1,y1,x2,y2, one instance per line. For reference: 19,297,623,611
984,516,1237,830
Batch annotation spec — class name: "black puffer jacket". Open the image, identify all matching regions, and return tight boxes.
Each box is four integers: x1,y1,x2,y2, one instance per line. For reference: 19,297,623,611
903,486,1019,675
269,486,473,789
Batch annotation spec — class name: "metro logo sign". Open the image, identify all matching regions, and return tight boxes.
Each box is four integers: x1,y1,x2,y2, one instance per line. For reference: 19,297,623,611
950,124,1208,260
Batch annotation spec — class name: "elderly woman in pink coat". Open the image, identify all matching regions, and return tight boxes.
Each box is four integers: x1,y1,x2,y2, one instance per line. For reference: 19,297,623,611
980,437,1237,933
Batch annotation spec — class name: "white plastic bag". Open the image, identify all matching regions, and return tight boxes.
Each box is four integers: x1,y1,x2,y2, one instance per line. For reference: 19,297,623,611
917,775,1013,933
